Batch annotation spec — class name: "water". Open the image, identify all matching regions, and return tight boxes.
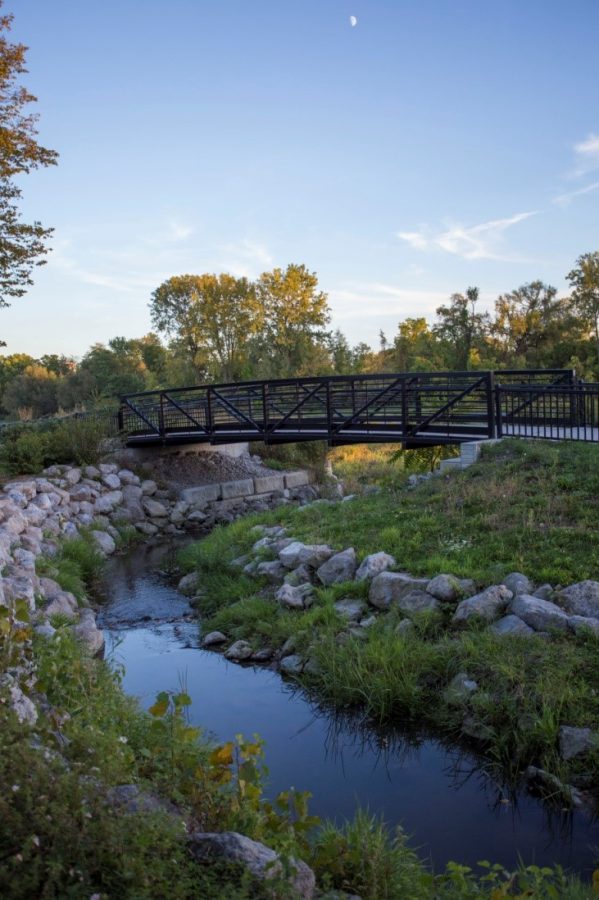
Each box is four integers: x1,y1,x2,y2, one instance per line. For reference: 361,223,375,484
99,543,599,877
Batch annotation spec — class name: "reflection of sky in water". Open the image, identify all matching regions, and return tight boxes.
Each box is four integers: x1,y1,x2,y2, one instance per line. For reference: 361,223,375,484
101,546,599,876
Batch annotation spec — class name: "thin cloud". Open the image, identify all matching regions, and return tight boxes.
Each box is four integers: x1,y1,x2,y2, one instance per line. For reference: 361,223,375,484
396,211,537,261
218,238,273,277
573,133,599,174
553,179,599,207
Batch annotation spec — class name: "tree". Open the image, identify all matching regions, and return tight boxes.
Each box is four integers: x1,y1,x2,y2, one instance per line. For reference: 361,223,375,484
56,368,98,411
433,287,489,369
80,340,148,398
392,317,442,371
0,5,58,326
3,363,57,418
255,264,330,378
567,252,599,364
150,274,262,381
492,281,561,364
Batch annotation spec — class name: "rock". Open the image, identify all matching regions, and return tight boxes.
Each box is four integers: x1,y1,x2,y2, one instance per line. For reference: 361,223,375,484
279,541,308,569
135,521,158,536
359,614,377,628
35,622,56,639
334,598,367,621
69,484,94,503
284,471,311,489
303,658,321,676
107,784,182,821
99,463,118,475
252,648,273,661
355,551,396,582
117,469,139,485
397,589,439,615
91,530,116,556
45,594,78,619
256,560,287,583
202,631,227,647
9,684,37,725
142,497,168,518
3,576,36,611
254,474,285,493
188,831,315,899
316,548,357,585
94,490,123,513
12,548,36,571
510,594,570,633
221,478,254,499
178,572,200,595
525,765,585,808
102,473,121,490
84,465,101,479
559,581,599,618
187,510,207,524
280,636,297,657
395,618,415,636
39,577,62,600
533,584,554,601
297,544,334,568
276,582,314,610
141,479,158,496
444,672,478,705
452,585,512,625
369,572,429,610
426,573,463,603
181,484,221,506
3,480,37,500
72,608,104,655
559,726,597,761
568,615,599,637
284,564,314,586
489,614,534,636
280,654,304,675
502,572,533,596
225,640,253,661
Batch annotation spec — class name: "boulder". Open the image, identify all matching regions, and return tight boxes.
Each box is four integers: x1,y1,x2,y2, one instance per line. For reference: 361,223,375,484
178,572,200,596
117,469,139,485
142,497,169,518
202,631,227,647
333,598,367,621
502,572,533,596
99,463,118,475
280,654,304,676
3,575,36,611
279,541,307,569
489,614,534,637
188,832,315,899
533,584,554,601
3,480,37,500
510,594,570,633
45,594,78,619
369,572,429,610
256,560,287,583
9,684,37,726
94,491,123,514
12,548,36,571
276,583,314,610
84,465,101,479
397,589,439,615
568,615,599,637
559,581,599,619
135,521,159,536
141,479,158,496
426,573,462,603
559,726,597,761
91,530,116,556
72,608,104,655
225,640,253,661
355,551,396,582
316,548,357,585
284,564,314,586
102,473,121,490
452,585,512,625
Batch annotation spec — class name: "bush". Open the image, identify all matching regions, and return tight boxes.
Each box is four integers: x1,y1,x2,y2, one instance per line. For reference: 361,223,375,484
0,415,118,475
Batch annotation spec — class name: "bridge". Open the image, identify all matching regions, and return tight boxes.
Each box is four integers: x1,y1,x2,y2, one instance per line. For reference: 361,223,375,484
118,369,599,449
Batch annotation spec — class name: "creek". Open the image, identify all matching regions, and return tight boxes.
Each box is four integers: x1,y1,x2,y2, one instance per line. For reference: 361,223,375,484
98,541,599,878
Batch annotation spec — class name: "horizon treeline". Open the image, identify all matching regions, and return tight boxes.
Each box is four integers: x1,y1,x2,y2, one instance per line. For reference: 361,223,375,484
1,255,598,420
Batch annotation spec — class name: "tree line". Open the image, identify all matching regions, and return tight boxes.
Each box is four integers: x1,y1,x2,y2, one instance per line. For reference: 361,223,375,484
1,253,598,420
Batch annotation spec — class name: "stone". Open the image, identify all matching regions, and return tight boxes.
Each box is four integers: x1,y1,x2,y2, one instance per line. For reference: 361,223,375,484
99,463,118,475
64,468,82,486
187,510,207,524
333,598,367,621
568,615,599,637
444,672,478,705
117,469,139,485
102,473,121,490
297,544,334,569
280,636,297,657
510,594,570,633
91,530,116,556
489,614,534,636
9,684,37,725
3,576,36,610
94,490,123,513
62,521,79,540
72,608,104,655
559,726,597,761
181,484,221,506
355,551,396,582
280,654,304,675
12,548,35,571
4,480,37,500
502,572,533,596
316,548,357,585
45,594,78,619
252,648,273,662
6,490,28,509
279,541,308,569
178,572,200,595
202,630,227,647
452,585,512,625
253,474,285,493
359,614,377,628
559,581,599,618
135,521,159,536
303,658,321,676
256,560,287,583
276,582,314,610
398,589,440,615
188,832,315,899
107,784,182,821
142,497,168,518
221,478,254,499
84,465,101,479
225,640,253,661
141,479,158,495
533,584,554,601
368,572,429,610
284,564,314,586
396,618,415,636
69,484,94,503
284,471,310,489
35,622,56,639
426,573,462,603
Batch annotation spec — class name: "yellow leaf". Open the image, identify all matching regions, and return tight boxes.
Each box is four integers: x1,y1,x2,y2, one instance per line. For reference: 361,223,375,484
209,742,234,767
148,698,169,717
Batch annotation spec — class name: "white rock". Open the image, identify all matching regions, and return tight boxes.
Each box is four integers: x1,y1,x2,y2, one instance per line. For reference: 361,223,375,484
102,473,121,490
355,551,396,582
141,479,158,495
510,594,570,633
316,548,357,585
91,530,116,556
452,585,513,625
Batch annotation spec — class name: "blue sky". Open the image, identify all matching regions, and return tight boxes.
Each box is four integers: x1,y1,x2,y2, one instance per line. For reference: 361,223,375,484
5,0,599,358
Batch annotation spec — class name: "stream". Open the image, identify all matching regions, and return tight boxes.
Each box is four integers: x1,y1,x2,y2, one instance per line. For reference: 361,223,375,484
98,541,599,877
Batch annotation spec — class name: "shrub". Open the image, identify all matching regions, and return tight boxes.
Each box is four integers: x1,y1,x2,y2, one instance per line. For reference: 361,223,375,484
0,414,118,475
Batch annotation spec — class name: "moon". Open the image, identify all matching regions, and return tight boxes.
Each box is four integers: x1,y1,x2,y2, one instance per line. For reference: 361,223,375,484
350,15,358,27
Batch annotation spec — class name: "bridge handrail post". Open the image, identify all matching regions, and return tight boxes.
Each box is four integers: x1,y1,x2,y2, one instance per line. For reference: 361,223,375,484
159,393,165,437
486,371,496,439
206,387,213,436
262,382,269,436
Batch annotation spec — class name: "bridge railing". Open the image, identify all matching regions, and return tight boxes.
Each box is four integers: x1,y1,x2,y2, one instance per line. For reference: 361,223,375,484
497,382,599,442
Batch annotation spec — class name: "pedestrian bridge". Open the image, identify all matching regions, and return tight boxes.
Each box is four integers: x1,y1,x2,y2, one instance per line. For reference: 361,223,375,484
118,368,599,449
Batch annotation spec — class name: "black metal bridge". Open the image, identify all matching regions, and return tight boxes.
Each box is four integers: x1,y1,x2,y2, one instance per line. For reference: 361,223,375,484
118,368,599,448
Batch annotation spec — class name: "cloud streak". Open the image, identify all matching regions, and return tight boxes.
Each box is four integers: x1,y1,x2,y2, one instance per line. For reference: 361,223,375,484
397,211,537,261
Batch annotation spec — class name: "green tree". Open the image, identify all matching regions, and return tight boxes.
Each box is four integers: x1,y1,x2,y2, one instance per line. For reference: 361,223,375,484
433,287,489,369
392,317,442,371
39,354,75,377
567,252,599,364
0,5,58,329
255,264,330,378
80,340,148,398
56,367,98,411
491,281,575,368
3,363,57,417
149,273,262,381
